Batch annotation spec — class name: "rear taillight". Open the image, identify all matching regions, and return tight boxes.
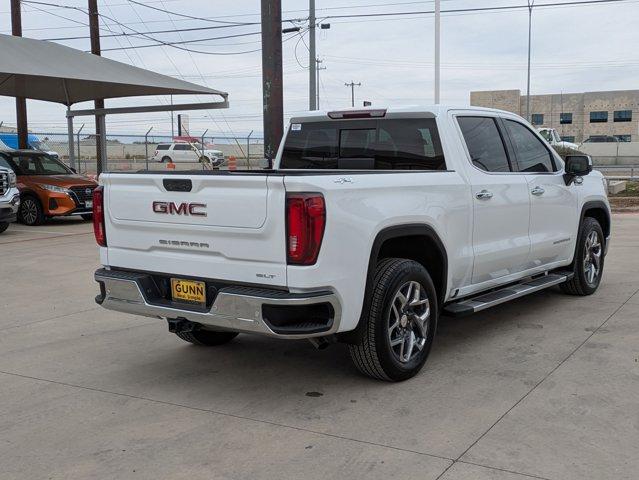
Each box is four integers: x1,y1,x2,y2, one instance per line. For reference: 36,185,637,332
286,193,325,265
93,186,107,247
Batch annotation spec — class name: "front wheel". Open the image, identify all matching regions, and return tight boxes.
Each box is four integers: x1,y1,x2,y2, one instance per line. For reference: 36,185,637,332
0,222,9,234
560,217,605,296
19,196,45,226
349,258,438,381
176,329,238,346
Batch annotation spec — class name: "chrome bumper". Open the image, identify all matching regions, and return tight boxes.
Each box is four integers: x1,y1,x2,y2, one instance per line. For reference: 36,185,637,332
94,269,341,339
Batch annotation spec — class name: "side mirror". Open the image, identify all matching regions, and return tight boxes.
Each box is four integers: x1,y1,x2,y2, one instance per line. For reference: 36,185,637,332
564,155,592,185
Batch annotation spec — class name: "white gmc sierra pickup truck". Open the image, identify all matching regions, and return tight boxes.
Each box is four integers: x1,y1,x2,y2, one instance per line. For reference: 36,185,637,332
93,106,611,381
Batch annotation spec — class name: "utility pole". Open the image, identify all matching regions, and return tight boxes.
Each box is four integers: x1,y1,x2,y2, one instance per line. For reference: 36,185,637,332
434,0,441,104
526,0,534,122
309,0,317,110
89,0,106,174
11,0,28,150
261,0,284,164
345,81,361,108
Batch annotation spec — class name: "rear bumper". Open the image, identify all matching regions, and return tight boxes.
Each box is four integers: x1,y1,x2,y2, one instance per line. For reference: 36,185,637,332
94,268,341,339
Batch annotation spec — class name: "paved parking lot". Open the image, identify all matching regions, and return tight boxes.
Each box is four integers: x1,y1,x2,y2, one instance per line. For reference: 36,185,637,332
1,215,638,480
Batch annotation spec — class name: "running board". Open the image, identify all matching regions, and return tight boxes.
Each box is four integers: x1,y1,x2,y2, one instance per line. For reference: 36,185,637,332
443,272,573,317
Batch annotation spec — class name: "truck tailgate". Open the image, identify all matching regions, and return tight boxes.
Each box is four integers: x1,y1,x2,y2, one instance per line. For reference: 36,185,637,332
102,173,287,287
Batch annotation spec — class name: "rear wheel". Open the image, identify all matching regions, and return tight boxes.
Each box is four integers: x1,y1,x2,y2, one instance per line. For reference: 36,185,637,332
19,196,45,226
0,222,9,234
176,329,238,346
349,258,438,381
560,217,605,296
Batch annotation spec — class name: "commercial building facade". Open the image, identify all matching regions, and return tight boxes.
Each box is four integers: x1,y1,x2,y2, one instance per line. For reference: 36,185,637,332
470,89,639,143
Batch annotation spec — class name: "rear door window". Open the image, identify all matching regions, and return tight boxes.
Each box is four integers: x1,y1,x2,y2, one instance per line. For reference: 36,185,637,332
280,118,445,170
504,120,556,173
457,116,512,173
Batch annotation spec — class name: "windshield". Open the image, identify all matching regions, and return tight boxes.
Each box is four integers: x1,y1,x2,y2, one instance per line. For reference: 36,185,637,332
539,130,552,142
4,153,72,175
30,140,51,151
280,118,445,170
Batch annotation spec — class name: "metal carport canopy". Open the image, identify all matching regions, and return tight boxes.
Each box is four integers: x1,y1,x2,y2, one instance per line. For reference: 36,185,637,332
0,33,228,167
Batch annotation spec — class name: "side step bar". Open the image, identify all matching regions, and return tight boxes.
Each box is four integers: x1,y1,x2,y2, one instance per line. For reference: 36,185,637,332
443,272,573,317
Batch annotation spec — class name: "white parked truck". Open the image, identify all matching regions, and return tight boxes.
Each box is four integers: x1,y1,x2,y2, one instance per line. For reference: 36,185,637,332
537,128,579,150
93,106,611,381
0,165,20,234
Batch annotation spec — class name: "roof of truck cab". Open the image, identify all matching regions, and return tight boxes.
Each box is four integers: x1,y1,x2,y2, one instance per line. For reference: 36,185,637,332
289,105,520,123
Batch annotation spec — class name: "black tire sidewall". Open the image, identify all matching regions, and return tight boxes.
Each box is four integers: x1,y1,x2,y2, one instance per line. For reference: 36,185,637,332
374,261,438,380
0,222,8,234
573,218,605,294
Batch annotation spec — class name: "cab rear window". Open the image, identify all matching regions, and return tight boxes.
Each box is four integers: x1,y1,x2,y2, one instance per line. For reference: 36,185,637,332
280,118,445,170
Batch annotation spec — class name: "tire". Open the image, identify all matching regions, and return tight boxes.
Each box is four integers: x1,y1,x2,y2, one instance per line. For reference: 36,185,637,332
18,196,45,226
199,156,210,163
175,329,239,346
560,217,605,296
349,258,439,381
0,222,8,234
161,156,171,163
81,214,93,221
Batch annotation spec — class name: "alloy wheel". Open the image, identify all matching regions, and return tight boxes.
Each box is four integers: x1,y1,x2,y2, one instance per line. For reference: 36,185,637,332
21,199,38,225
583,230,602,285
388,281,431,363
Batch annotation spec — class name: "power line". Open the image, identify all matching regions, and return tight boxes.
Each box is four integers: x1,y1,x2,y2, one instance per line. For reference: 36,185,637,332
126,0,256,26
321,0,633,19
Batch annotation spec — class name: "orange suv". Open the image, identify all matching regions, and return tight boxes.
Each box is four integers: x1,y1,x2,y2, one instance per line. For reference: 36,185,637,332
0,150,98,226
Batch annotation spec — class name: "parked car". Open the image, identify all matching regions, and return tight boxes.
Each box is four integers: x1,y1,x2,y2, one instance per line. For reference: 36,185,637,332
152,141,225,166
0,165,20,234
537,128,579,150
93,106,610,381
0,132,61,160
581,135,619,144
0,150,98,226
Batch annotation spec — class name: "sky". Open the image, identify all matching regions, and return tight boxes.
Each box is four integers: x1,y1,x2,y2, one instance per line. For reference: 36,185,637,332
1,0,638,139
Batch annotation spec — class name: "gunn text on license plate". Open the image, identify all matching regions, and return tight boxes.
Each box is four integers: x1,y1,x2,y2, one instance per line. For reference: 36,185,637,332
171,278,206,305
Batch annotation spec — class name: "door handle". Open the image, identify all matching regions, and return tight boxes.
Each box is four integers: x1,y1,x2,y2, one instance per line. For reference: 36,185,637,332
475,189,493,200
531,186,545,196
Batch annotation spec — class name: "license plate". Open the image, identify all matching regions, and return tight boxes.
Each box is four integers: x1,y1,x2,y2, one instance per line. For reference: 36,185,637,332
85,200,93,208
171,278,206,305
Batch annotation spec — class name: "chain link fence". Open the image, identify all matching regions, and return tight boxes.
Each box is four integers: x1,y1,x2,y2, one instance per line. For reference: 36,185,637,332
28,131,265,174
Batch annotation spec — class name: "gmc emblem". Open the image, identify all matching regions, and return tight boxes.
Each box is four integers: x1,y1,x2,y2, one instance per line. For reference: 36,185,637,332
152,201,207,217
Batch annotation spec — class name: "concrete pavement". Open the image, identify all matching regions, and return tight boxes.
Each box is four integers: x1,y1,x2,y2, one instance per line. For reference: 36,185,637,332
1,215,638,480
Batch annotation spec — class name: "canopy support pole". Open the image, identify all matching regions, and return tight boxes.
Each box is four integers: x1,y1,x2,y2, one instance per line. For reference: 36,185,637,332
67,107,75,169
97,114,107,172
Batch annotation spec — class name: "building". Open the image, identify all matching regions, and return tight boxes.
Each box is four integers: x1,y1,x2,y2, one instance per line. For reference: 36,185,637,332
470,89,639,143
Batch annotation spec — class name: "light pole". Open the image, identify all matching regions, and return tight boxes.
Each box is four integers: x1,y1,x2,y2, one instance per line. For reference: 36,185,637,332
434,0,440,104
526,0,535,122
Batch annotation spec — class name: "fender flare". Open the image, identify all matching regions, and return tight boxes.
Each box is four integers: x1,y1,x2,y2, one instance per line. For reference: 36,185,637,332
337,224,448,344
580,200,610,234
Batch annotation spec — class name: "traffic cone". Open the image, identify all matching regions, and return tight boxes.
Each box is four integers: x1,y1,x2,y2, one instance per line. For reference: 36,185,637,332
228,155,237,171
167,161,175,170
